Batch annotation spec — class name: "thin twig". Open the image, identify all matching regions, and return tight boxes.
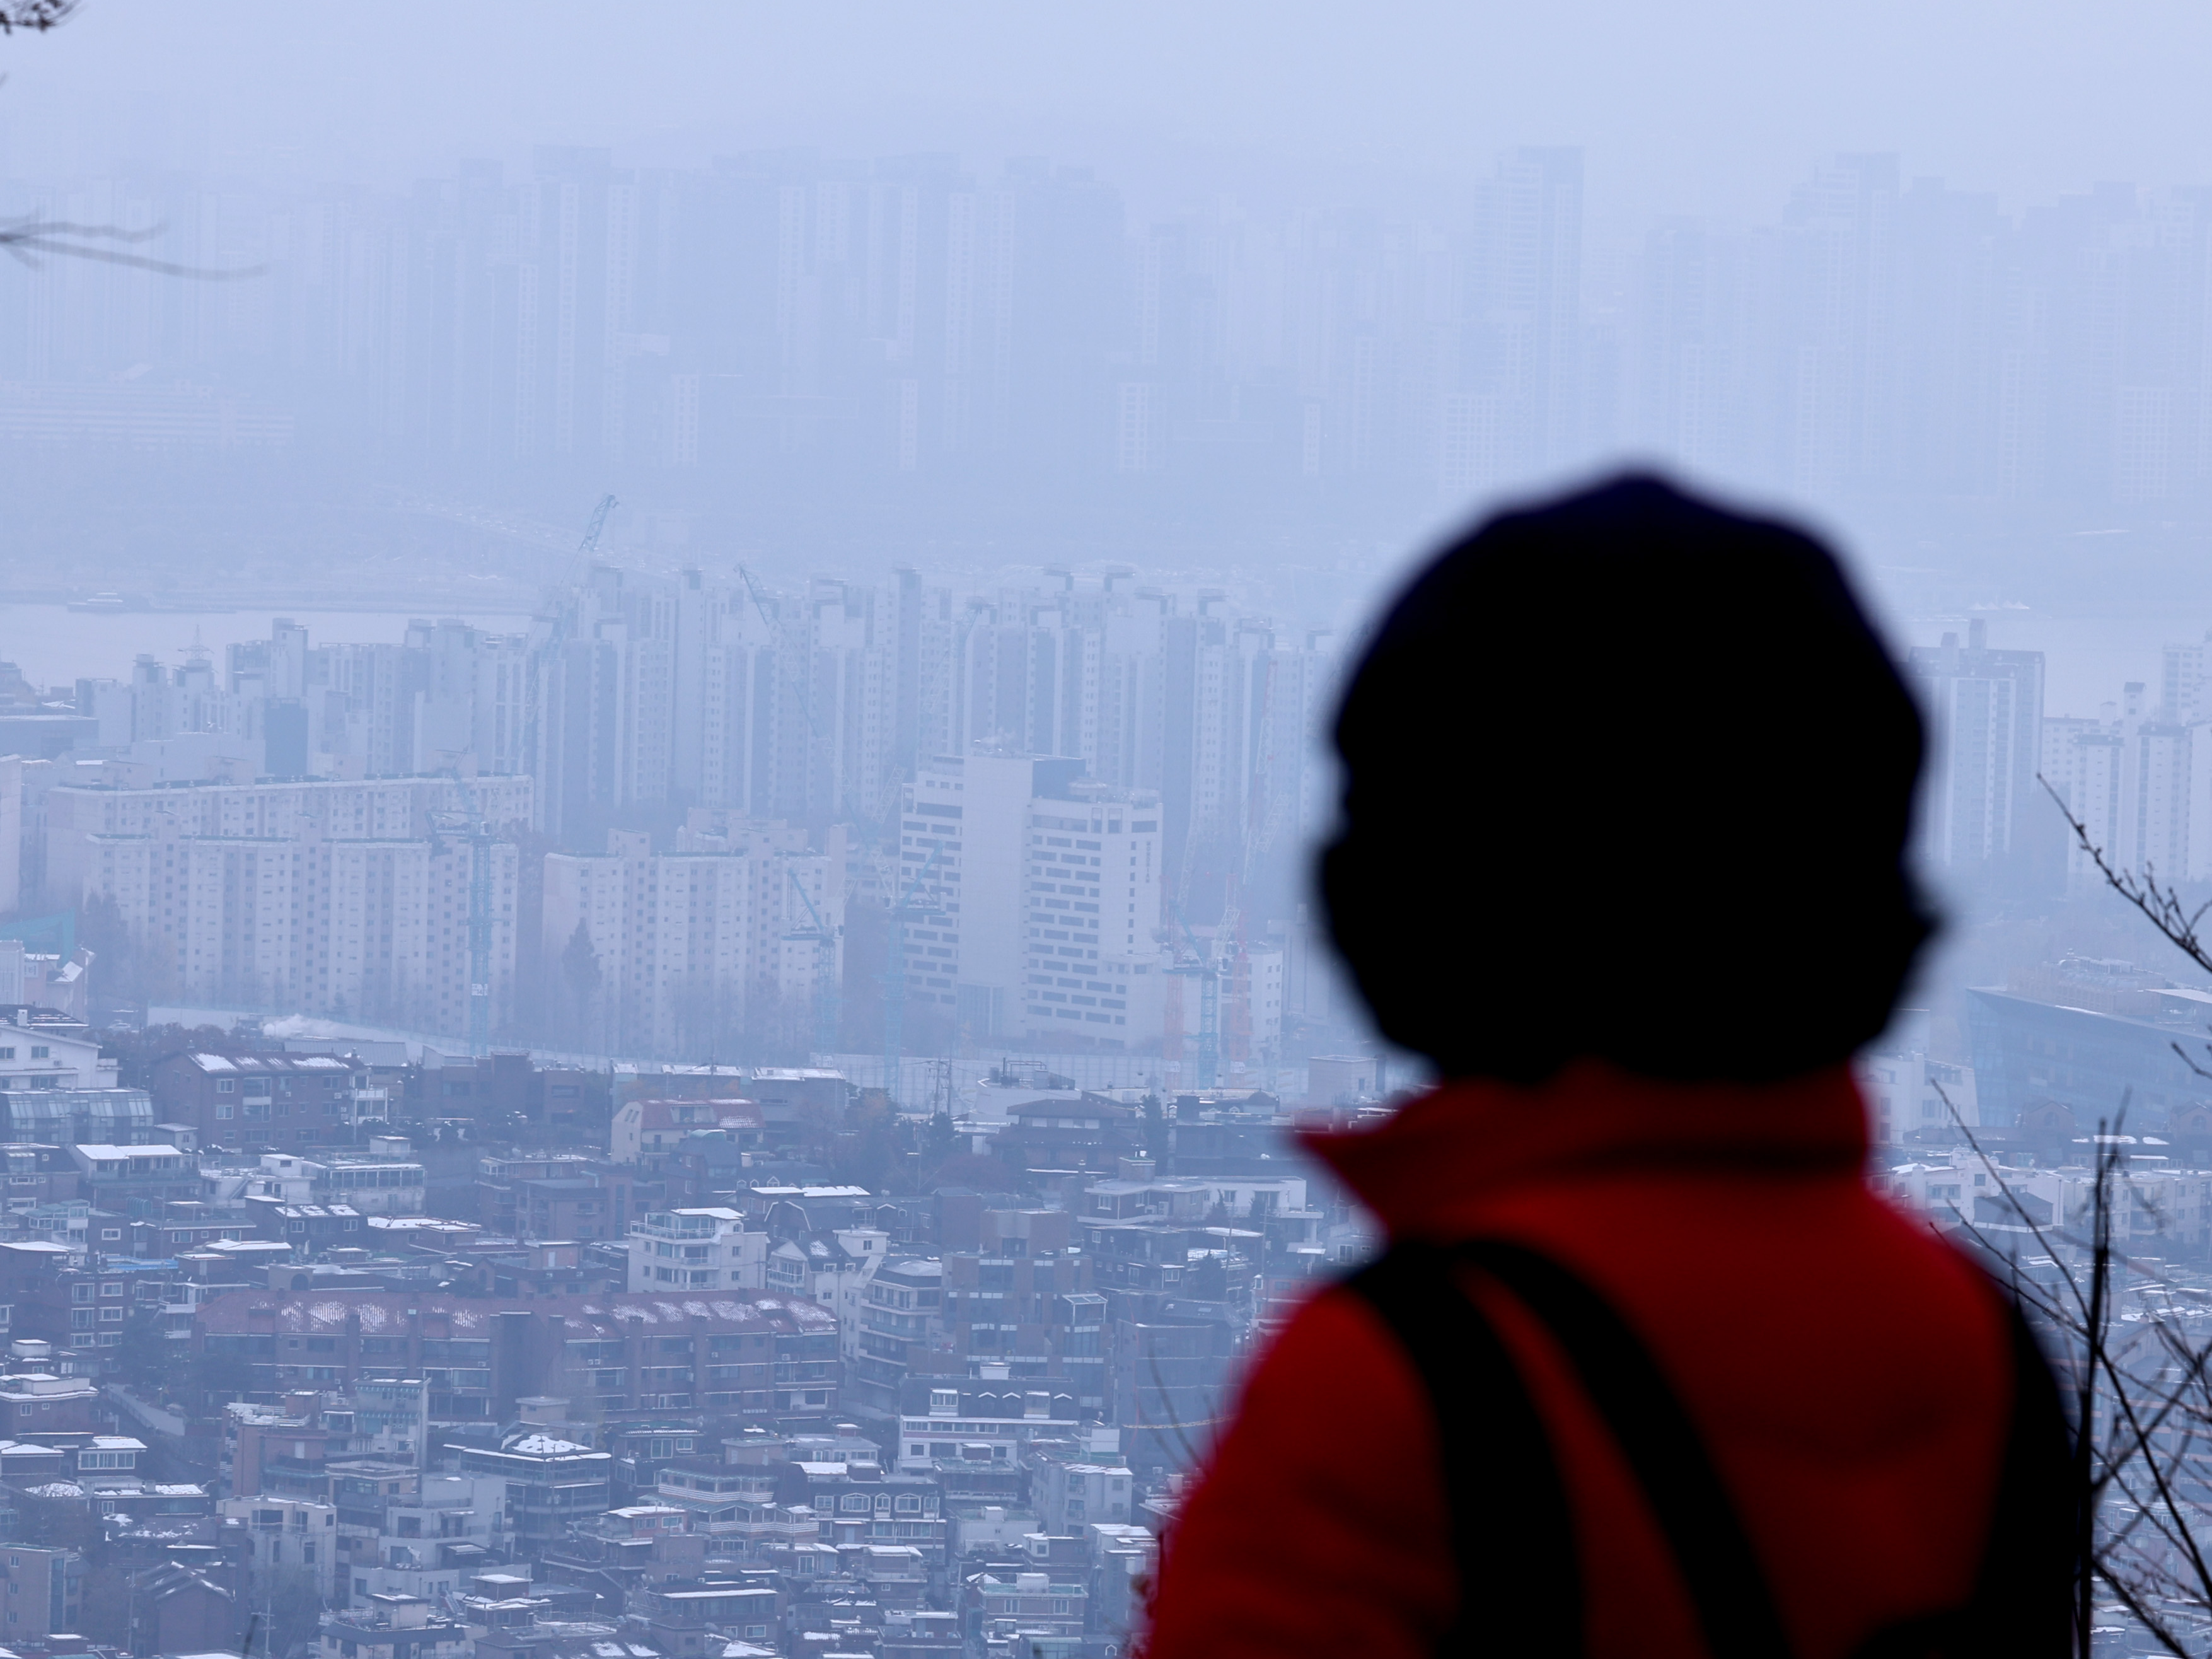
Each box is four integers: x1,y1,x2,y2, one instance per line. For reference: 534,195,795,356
2041,773,2212,979
0,0,78,33
0,217,265,280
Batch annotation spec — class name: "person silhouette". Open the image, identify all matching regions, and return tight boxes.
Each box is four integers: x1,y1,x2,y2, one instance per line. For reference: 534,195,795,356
1140,474,2074,1659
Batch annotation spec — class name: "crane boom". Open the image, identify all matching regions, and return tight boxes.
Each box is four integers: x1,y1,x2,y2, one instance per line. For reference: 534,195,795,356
789,868,842,1059
522,493,618,784
577,492,617,561
1164,895,1220,1091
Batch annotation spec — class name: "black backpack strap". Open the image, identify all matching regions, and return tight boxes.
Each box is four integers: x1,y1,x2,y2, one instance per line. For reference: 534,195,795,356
1346,1241,1580,1658
1462,1240,1796,1659
1353,1239,2075,1659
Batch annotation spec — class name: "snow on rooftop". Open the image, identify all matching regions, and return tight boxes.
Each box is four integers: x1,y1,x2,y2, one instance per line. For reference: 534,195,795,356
192,1054,236,1071
506,1434,593,1457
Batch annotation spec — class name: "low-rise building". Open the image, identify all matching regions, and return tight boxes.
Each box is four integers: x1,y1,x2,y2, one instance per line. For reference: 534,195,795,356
451,1433,612,1554
959,1566,1087,1651
611,1098,763,1165
895,1377,1079,1474
70,1141,197,1208
220,1491,340,1604
0,1542,84,1643
627,1208,766,1295
316,1592,470,1659
151,1051,371,1151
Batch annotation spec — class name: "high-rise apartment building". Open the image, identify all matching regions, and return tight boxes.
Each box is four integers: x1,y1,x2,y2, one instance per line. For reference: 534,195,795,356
540,816,845,1058
45,776,528,1030
1906,622,2049,885
892,754,1164,1048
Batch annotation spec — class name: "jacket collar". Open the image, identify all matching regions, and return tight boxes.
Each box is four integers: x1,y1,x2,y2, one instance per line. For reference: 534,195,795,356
1302,1060,1870,1239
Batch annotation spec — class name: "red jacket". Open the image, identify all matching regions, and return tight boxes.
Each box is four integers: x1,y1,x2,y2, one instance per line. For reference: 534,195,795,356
1143,1063,2026,1659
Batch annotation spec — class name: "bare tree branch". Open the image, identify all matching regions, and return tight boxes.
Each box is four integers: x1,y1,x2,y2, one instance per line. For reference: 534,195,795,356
2041,772,2212,978
0,216,265,279
0,0,78,33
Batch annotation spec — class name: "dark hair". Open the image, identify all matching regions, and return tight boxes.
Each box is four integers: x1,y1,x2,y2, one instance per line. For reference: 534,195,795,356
1319,472,1932,1084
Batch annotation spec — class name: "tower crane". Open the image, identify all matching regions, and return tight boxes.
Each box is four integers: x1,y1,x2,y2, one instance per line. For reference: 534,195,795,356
1165,895,1220,1091
564,493,620,592
521,494,618,778
787,868,843,1060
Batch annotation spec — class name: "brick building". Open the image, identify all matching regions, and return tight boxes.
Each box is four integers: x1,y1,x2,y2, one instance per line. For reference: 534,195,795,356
0,1368,98,1437
405,1053,610,1138
150,1051,373,1151
0,1240,178,1363
0,1544,84,1643
192,1290,842,1434
473,1154,635,1241
987,1094,1144,1176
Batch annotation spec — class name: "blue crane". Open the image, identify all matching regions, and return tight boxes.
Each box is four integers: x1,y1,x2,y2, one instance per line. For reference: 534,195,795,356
521,493,618,776
787,868,843,1059
1165,895,1220,1091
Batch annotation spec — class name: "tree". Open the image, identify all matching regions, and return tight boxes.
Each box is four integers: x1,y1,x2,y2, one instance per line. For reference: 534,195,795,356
254,1565,323,1659
1189,1253,1229,1301
1947,777,2212,1651
117,1305,182,1398
925,1151,1021,1193
0,3,74,34
561,917,602,1044
96,1022,258,1090
180,1347,257,1414
77,888,146,1007
831,1091,903,1192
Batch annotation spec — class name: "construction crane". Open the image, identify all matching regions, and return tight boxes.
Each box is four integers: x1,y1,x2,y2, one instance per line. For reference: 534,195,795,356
565,493,619,590
521,494,619,779
786,868,843,1060
880,839,945,1109
1165,895,1220,1091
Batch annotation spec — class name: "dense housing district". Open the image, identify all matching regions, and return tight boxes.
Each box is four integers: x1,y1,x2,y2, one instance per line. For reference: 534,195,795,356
0,1001,1403,1659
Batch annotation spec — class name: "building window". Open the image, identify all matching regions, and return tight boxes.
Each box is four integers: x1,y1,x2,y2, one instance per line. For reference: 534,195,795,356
217,1080,236,1093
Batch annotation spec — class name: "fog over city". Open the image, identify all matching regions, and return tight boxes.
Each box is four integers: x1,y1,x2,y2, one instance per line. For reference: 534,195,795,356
0,6,2211,1657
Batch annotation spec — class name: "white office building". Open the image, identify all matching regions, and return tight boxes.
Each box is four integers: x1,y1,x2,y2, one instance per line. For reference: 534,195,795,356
893,754,1165,1048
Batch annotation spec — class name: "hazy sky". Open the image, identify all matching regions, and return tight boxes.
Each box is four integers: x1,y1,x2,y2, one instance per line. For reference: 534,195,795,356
8,2,2212,231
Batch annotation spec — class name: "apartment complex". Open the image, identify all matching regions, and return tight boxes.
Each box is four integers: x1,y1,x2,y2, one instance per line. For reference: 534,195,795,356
540,817,845,1057
46,775,528,1028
